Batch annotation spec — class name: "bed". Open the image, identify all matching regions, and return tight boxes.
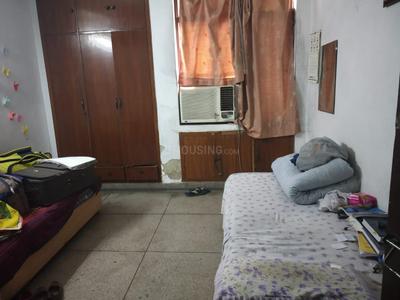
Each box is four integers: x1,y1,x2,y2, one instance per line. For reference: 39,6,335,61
214,173,381,299
0,184,101,300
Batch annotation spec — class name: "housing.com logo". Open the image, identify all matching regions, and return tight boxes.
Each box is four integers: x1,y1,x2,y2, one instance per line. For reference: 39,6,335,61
181,145,239,156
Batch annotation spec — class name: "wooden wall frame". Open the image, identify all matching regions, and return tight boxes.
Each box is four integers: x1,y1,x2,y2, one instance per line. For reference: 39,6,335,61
384,0,400,7
381,75,400,299
318,40,338,114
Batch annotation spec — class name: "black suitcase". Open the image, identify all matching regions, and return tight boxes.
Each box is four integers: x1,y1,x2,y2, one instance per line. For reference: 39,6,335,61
14,162,98,207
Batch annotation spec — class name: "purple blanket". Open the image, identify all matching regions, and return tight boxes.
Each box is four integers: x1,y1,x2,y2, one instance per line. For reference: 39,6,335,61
0,185,100,287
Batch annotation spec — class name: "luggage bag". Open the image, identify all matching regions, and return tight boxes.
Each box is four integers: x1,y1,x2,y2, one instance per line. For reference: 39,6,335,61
14,162,98,207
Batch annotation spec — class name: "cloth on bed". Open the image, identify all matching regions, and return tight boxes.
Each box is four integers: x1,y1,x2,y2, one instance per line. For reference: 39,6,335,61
318,190,350,212
0,183,100,287
215,173,380,300
272,154,360,205
296,137,348,171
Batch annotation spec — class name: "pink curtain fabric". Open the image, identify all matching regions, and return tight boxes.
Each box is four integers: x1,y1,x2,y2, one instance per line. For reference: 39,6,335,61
176,0,299,138
176,0,238,86
236,0,299,138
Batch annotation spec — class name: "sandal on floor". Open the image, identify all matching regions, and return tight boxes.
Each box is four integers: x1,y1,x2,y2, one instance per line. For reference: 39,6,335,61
48,281,63,300
185,187,210,197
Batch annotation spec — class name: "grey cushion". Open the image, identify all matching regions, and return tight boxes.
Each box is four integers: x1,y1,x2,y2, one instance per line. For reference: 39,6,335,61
296,137,348,171
272,154,360,205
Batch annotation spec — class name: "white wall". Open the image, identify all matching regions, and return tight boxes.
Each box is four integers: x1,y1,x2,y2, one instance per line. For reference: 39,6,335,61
0,0,53,154
148,0,237,182
295,0,400,210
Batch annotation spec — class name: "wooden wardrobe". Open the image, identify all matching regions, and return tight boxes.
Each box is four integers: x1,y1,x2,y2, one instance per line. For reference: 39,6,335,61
36,0,161,182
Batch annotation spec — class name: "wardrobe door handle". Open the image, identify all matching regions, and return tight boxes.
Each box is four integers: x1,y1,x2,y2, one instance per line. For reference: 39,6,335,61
106,5,111,10
214,156,223,176
115,97,123,110
80,99,86,114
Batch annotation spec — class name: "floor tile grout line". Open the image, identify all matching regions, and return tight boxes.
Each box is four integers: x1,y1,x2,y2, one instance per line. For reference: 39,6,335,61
146,250,222,254
99,212,222,216
62,249,222,254
121,251,146,300
121,194,173,300
163,193,174,215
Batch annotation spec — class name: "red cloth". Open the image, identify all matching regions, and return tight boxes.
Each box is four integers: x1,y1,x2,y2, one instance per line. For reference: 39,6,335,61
0,185,99,287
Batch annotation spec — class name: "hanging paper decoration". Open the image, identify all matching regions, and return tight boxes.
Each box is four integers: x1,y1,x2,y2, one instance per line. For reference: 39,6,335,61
13,81,19,92
1,96,11,107
21,125,29,137
8,111,16,121
16,114,23,122
2,66,11,78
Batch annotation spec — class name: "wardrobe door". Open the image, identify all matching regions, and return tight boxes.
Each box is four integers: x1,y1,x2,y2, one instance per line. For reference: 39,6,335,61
76,0,146,32
37,0,76,35
112,31,160,180
44,35,91,157
80,33,124,181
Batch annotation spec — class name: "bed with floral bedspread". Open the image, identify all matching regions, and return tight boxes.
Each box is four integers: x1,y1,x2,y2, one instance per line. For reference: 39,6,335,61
214,173,381,300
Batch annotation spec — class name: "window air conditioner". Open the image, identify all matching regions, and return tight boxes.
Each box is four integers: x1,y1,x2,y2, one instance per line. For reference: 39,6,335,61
179,86,235,124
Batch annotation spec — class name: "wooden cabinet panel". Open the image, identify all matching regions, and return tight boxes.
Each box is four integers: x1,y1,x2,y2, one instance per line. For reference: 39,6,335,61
180,132,219,181
112,31,159,166
253,136,294,172
180,131,253,181
76,0,146,32
95,166,125,182
181,132,294,181
80,33,123,167
37,0,76,35
43,35,91,157
217,131,253,176
381,77,400,298
126,165,160,182
387,76,400,239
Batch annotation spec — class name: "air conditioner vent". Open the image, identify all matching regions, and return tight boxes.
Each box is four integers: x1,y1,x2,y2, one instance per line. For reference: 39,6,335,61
179,85,235,124
180,88,217,121
220,86,234,111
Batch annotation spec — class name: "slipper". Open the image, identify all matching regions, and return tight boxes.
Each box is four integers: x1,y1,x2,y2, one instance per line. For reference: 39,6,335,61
185,187,210,197
32,287,48,300
14,288,33,300
48,281,63,300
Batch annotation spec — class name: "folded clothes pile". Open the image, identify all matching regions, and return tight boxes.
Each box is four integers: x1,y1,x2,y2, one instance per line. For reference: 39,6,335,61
272,137,361,205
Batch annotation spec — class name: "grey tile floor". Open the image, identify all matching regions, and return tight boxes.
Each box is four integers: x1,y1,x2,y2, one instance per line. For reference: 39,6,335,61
28,190,223,300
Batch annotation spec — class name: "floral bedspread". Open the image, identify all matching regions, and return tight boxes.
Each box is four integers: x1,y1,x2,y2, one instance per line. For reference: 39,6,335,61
214,173,381,300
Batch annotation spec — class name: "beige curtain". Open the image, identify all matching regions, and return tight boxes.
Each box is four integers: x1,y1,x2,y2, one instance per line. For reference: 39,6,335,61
236,0,299,138
176,0,298,138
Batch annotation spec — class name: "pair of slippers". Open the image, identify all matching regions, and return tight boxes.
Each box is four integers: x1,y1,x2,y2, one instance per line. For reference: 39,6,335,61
185,187,210,197
16,282,63,300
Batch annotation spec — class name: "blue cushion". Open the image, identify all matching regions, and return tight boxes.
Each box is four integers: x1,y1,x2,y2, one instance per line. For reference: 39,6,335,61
272,154,360,205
